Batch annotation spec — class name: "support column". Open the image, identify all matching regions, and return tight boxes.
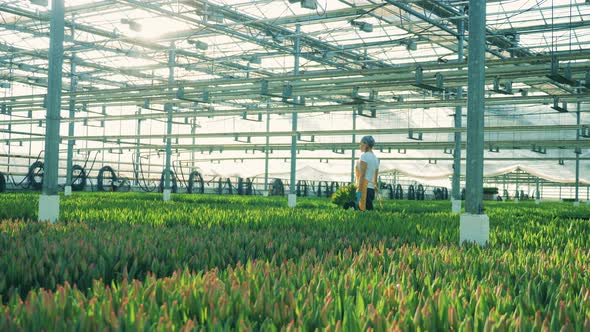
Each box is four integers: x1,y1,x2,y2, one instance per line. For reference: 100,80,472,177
134,107,141,186
535,177,540,204
64,48,77,196
191,116,196,172
264,101,270,196
64,19,78,196
503,174,507,201
460,0,489,246
6,61,13,174
515,171,519,203
350,108,357,184
29,121,32,166
117,116,122,178
288,25,301,208
163,43,175,201
574,102,582,206
6,125,10,174
452,6,465,213
39,0,65,223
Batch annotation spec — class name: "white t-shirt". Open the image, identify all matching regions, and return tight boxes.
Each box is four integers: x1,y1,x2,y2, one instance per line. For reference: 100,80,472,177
358,151,380,189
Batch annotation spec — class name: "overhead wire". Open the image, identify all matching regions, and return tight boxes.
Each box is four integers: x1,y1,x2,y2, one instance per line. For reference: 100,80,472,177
486,0,549,24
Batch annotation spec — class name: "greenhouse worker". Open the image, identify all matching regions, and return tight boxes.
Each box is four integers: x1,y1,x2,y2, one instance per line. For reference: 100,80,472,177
355,135,380,211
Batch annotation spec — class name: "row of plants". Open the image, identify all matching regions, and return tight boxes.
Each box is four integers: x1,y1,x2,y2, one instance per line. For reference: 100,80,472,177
0,192,589,329
1,243,588,330
0,208,454,301
4,191,590,223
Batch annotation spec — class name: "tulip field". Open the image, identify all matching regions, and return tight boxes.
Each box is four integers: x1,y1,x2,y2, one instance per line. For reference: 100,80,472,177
0,192,589,330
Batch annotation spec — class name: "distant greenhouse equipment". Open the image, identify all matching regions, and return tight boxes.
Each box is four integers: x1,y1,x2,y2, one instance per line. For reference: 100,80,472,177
97,166,130,192
187,171,204,194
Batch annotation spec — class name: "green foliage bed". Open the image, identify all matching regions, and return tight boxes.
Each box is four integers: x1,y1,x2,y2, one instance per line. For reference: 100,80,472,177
0,193,588,330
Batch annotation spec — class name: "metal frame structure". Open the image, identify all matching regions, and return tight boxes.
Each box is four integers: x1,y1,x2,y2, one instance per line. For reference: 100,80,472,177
0,0,589,212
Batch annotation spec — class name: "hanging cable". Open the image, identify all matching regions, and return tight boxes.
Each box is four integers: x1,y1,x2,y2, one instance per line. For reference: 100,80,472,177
137,152,157,192
172,159,187,189
70,165,87,191
9,150,43,188
97,165,117,192
66,150,94,192
159,170,178,193
26,160,45,190
188,170,204,194
85,151,99,192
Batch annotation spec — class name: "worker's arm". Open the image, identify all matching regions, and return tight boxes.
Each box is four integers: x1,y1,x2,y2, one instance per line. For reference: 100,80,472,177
358,160,367,189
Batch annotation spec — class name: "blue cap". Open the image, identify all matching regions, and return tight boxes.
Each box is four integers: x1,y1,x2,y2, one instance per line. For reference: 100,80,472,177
360,136,375,148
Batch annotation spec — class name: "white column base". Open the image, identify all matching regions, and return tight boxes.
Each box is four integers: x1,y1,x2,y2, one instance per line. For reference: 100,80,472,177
535,199,540,205
586,200,590,205
573,200,580,207
288,194,297,208
514,198,519,204
460,213,489,246
451,199,461,213
262,190,269,197
64,185,72,196
39,195,60,224
163,189,171,201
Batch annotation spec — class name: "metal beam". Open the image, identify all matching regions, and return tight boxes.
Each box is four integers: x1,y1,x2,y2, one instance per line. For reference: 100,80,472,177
39,0,65,223
64,138,590,153
452,6,464,206
0,4,268,78
180,156,590,162
0,43,147,88
385,1,458,37
164,44,175,200
264,101,270,194
184,0,391,70
351,109,357,184
258,3,374,26
134,107,141,186
42,1,65,196
118,0,295,73
5,124,588,142
495,20,590,35
64,49,77,195
415,1,532,59
0,21,171,82
6,152,590,165
464,0,486,214
289,24,301,202
576,102,581,203
2,50,590,111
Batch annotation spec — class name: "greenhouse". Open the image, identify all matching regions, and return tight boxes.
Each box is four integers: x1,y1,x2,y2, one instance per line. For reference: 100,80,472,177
0,0,589,330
